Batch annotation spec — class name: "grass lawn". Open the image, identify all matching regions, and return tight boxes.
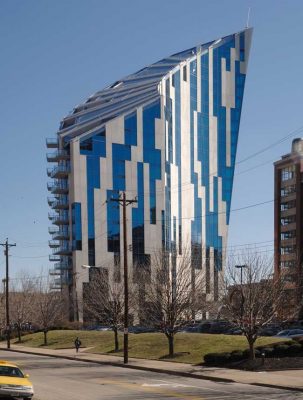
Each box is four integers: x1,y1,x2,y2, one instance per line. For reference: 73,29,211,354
12,330,284,364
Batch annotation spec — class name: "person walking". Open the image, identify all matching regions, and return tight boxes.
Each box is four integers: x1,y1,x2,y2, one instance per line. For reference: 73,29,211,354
74,337,81,353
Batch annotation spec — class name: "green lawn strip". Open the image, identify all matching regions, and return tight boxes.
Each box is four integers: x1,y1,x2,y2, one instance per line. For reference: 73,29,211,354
10,330,282,364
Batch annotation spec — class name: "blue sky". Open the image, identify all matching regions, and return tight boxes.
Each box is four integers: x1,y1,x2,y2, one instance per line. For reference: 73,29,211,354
0,0,302,279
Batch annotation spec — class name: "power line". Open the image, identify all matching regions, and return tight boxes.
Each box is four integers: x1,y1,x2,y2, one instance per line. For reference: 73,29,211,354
236,125,303,165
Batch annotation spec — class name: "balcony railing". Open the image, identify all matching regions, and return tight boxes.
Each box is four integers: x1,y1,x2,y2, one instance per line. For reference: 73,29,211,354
48,240,60,248
52,244,72,256
47,181,69,195
54,261,70,271
46,150,70,162
48,164,70,179
49,268,61,276
46,138,59,148
52,228,69,241
48,226,58,234
51,197,69,210
48,212,69,225
49,254,61,262
53,276,71,286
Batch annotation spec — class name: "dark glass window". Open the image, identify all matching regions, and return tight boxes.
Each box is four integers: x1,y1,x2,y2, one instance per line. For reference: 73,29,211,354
183,65,187,81
281,166,295,181
72,202,82,251
281,230,296,240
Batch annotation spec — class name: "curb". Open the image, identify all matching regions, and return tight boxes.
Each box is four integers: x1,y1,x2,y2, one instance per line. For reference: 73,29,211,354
252,383,303,393
2,348,303,392
0,348,234,384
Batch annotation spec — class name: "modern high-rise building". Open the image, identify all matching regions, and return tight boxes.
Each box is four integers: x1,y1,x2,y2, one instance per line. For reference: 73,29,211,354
274,138,303,317
47,28,252,321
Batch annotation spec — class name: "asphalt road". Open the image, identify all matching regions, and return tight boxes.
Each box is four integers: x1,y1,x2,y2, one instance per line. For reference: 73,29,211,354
1,351,303,400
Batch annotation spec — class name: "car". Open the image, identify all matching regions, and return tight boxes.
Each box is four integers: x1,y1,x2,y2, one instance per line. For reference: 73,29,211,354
0,360,34,399
197,320,233,334
225,327,243,335
274,329,303,338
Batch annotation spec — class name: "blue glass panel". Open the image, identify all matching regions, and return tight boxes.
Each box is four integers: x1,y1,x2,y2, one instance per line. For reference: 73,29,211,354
132,162,145,263
72,202,82,251
143,100,161,224
107,190,120,253
112,143,131,191
124,112,137,146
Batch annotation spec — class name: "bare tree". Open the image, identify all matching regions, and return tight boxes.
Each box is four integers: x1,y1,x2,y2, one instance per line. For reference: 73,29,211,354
10,273,37,342
142,246,205,357
83,266,126,352
222,251,294,360
32,277,64,346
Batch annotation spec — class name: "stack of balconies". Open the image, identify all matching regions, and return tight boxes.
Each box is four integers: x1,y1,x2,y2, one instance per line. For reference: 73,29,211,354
46,138,71,286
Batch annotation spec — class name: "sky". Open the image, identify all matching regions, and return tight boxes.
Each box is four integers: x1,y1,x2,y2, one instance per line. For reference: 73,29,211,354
0,0,302,281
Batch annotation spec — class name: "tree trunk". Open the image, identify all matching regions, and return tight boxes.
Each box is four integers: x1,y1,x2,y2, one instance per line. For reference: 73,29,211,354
168,334,174,357
43,330,48,346
248,338,255,360
17,326,21,343
114,327,119,352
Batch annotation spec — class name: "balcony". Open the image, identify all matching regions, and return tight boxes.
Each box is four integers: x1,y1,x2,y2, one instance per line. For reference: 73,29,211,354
49,254,61,262
51,197,69,210
47,181,69,195
48,226,58,234
49,268,61,276
46,138,59,148
48,240,60,248
46,150,70,162
48,212,69,225
48,164,70,179
54,261,70,271
52,244,72,256
47,197,55,206
52,228,69,241
53,276,71,287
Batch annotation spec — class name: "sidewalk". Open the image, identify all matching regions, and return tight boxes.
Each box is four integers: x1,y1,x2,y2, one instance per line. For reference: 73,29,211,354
1,343,303,392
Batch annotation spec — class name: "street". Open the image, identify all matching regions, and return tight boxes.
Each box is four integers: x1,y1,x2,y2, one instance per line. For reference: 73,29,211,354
1,351,302,400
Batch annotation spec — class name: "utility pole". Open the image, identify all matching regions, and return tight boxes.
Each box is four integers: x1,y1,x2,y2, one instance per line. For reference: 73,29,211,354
110,192,137,364
0,239,16,349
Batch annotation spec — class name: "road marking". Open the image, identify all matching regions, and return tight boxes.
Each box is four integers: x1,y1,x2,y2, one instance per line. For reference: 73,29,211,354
98,379,206,399
142,383,193,388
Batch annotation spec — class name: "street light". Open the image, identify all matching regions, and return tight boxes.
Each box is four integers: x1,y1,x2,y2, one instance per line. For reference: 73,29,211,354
235,265,248,286
235,265,248,323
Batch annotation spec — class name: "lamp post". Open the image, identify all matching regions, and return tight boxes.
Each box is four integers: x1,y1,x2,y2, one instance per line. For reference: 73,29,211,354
235,265,248,323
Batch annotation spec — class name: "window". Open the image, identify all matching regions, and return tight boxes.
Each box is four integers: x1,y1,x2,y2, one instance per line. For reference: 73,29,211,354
281,215,296,225
183,65,187,81
280,245,296,255
281,165,295,181
172,74,175,87
281,185,296,197
281,230,296,240
280,200,296,211
280,260,296,268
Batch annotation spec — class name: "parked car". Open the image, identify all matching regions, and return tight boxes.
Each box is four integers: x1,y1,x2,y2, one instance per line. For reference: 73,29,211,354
274,329,303,338
128,326,156,334
179,325,199,333
225,327,243,335
0,360,34,399
259,324,282,336
197,320,233,334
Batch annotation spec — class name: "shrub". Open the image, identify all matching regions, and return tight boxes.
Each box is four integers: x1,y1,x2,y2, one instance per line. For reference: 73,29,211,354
230,350,244,362
204,352,231,365
288,343,302,356
274,344,289,357
261,347,275,357
243,348,260,358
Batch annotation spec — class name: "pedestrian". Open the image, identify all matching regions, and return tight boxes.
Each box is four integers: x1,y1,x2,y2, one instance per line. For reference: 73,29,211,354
74,337,81,353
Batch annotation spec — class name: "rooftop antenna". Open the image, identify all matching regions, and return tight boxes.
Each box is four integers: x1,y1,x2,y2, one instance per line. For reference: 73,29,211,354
246,7,251,28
